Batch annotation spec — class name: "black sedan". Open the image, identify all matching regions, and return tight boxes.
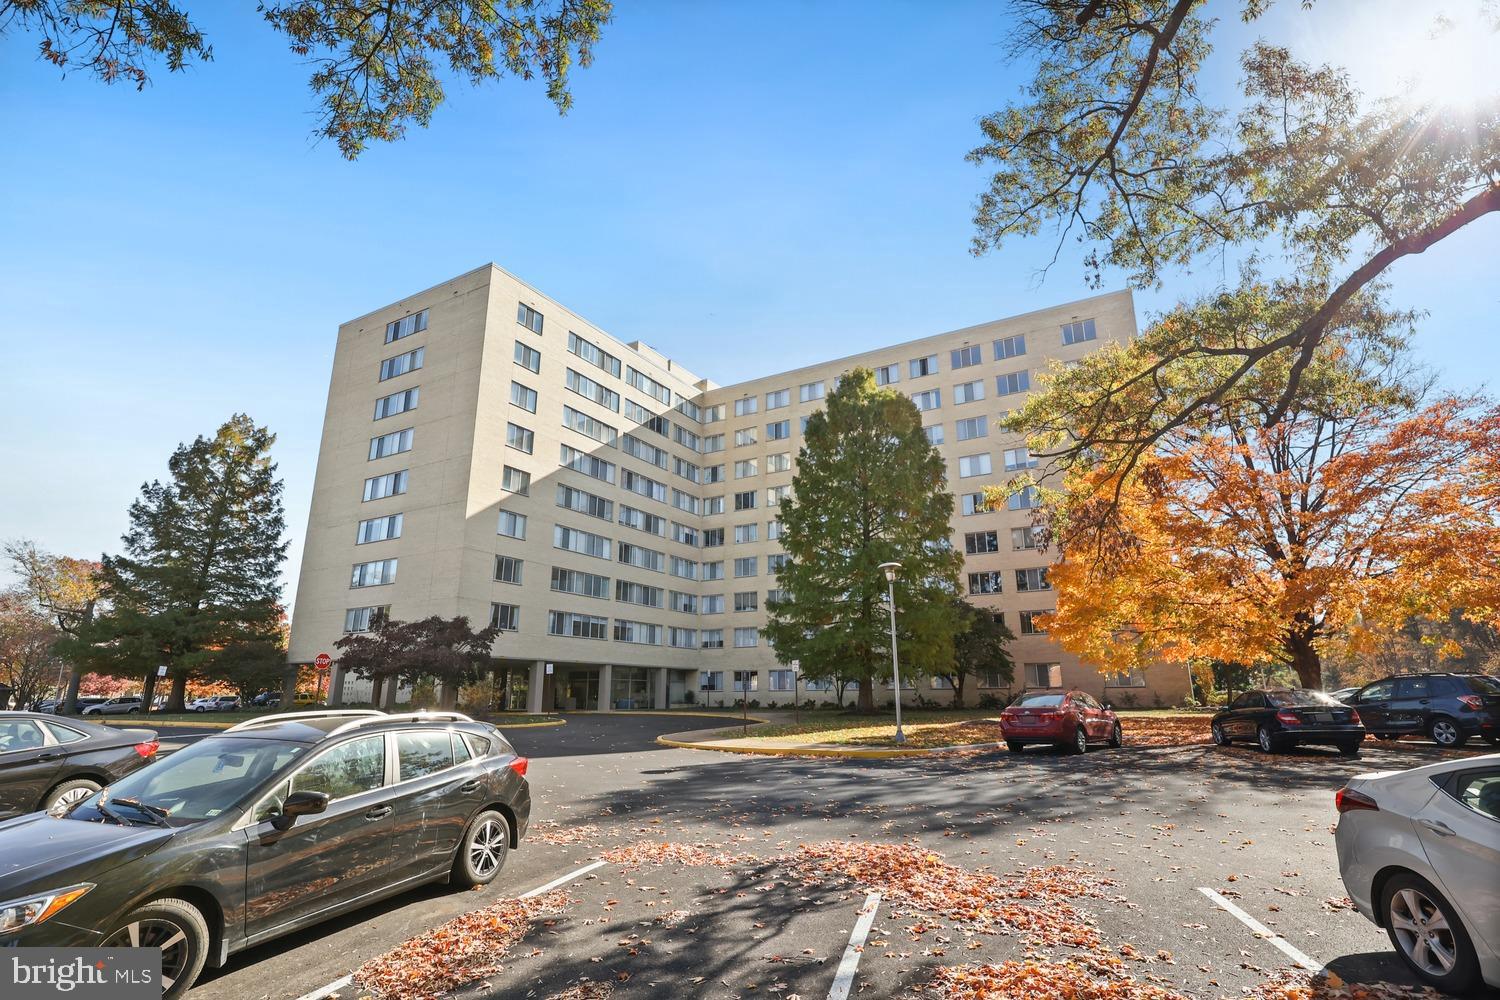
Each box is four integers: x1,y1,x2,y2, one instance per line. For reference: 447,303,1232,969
0,712,159,818
1211,688,1366,755
0,710,531,999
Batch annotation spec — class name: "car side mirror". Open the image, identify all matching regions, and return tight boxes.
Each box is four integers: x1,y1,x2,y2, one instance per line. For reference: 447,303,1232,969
1104,703,1113,712
270,790,329,831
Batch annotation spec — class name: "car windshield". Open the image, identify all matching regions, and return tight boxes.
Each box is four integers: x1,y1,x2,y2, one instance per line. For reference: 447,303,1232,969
1266,690,1341,708
1013,693,1066,708
1462,675,1500,695
68,737,307,826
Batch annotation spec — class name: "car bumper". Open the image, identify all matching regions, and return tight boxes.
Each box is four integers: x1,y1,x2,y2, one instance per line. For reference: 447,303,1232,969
1281,726,1366,742
2,918,107,949
999,722,1072,740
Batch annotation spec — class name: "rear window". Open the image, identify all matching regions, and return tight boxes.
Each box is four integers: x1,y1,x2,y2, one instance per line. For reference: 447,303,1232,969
1013,693,1066,708
1459,675,1500,696
398,730,454,780
1266,690,1341,708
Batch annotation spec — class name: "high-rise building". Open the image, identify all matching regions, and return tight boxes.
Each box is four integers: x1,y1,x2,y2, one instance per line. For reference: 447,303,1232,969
289,264,1190,711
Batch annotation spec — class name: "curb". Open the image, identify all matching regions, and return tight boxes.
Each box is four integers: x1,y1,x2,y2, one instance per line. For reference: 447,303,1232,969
564,710,775,722
655,735,1010,758
103,718,237,729
491,718,567,729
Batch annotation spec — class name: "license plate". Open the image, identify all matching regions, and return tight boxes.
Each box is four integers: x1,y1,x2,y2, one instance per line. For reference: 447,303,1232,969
1314,713,1333,722
1016,717,1039,725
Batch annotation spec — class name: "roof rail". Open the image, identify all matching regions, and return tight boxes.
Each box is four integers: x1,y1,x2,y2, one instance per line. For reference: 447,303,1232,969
225,710,384,733
326,710,474,738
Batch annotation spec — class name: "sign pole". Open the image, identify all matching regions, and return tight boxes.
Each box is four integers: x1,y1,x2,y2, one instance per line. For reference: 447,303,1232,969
791,659,801,725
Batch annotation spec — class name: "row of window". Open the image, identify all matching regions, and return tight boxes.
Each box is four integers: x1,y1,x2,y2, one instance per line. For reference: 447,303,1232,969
493,555,786,612
909,372,1030,413
964,565,1051,591
539,608,761,648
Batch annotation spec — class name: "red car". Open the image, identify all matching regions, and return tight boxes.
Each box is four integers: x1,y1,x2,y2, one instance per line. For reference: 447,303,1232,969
1000,690,1122,754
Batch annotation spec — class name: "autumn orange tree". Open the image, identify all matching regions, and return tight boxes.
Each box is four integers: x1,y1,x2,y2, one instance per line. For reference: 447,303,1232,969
1019,290,1500,689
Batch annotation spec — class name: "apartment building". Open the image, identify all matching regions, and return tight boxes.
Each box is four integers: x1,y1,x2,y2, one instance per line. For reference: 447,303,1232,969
288,264,1190,712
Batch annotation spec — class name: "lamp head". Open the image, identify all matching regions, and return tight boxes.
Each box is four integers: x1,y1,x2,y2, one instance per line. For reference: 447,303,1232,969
877,561,901,583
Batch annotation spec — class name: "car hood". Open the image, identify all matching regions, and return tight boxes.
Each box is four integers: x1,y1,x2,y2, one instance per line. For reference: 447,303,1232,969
0,814,175,897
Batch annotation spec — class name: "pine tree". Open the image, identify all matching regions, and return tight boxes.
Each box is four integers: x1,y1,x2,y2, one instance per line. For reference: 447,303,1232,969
68,415,288,711
764,368,964,712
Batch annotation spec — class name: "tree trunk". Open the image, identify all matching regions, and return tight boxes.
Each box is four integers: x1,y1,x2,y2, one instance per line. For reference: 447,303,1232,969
857,677,874,713
280,665,299,709
370,675,385,709
439,679,460,710
167,672,188,713
1285,633,1323,690
63,667,84,715
953,674,966,709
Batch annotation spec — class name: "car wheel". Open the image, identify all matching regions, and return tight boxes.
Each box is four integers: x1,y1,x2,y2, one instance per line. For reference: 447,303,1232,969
42,778,101,817
1257,726,1280,753
1337,740,1362,758
1211,722,1231,746
1070,725,1089,755
1381,872,1483,994
1427,717,1466,749
1006,741,1026,753
128,707,139,713
1375,733,1397,741
1108,722,1123,749
102,897,210,1000
453,810,510,888
1484,734,1499,747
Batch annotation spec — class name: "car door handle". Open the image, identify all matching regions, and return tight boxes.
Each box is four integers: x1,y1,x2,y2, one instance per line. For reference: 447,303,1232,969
1418,819,1456,837
458,780,483,794
36,752,61,761
364,805,393,820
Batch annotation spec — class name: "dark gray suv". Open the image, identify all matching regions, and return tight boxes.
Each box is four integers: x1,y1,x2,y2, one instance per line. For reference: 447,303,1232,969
1345,673,1500,748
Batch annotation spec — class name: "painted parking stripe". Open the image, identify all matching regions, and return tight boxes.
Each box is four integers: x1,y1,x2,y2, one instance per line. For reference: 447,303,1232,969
827,891,882,1000
1197,887,1324,972
290,859,610,1000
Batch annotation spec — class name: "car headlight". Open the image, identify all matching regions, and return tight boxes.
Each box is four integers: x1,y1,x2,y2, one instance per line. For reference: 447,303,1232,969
0,884,94,933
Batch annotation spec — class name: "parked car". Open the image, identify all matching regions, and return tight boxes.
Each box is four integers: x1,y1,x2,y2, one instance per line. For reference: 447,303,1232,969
81,695,145,716
0,709,530,999
1329,687,1361,704
190,695,241,713
251,691,278,707
1000,690,1122,754
34,696,108,715
1335,753,1499,993
1211,688,1365,755
0,712,159,818
1347,673,1500,749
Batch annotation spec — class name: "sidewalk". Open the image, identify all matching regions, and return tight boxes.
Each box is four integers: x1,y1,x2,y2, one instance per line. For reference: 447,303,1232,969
657,713,1006,758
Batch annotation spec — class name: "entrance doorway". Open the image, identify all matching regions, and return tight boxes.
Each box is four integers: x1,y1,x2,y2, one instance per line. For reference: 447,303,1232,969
559,669,600,711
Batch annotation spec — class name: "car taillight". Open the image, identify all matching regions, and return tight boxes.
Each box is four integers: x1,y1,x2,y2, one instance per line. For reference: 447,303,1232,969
508,757,528,778
1348,709,1362,725
134,740,159,758
1457,694,1483,710
1336,787,1378,813
1276,710,1301,725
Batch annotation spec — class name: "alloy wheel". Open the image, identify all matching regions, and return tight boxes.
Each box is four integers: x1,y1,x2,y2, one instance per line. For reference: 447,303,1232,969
103,918,191,993
1388,887,1458,978
1075,727,1088,754
469,819,506,877
47,786,95,817
1258,727,1274,752
1430,720,1459,747
1212,723,1226,746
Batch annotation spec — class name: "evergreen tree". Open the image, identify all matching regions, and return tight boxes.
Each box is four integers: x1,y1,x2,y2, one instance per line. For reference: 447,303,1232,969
943,599,1016,708
764,368,964,712
68,415,288,711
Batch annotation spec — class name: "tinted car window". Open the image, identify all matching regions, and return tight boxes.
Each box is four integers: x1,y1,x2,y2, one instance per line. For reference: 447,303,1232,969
398,731,453,781
74,737,305,824
293,736,386,800
1014,693,1066,708
1266,690,1341,708
452,732,472,766
468,735,492,757
1453,772,1500,821
41,722,88,744
1360,681,1395,702
1395,677,1431,698
0,719,47,751
1461,675,1500,696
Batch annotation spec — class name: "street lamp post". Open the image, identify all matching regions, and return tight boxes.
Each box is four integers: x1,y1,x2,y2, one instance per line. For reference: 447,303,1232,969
877,561,905,744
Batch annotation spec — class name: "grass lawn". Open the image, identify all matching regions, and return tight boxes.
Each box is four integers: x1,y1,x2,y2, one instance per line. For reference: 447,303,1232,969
737,710,1003,749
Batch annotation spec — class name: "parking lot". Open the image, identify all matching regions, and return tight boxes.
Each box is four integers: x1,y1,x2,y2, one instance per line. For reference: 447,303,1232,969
178,715,1479,1000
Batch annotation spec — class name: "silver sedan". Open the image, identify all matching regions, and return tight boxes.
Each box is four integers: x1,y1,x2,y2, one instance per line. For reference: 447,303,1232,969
1335,753,1500,994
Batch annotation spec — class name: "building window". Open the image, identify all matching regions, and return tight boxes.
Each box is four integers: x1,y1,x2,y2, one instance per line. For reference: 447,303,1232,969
955,416,987,441
1012,526,1039,550
734,591,759,612
1019,610,1048,635
704,465,726,485
733,523,759,544
1025,663,1063,688
1008,486,1040,511
698,594,724,615
618,505,665,537
704,496,725,515
924,424,945,445
703,561,725,582
491,603,521,631
799,381,825,402
703,527,725,548
617,542,665,573
344,605,389,633
517,302,544,334
733,627,759,649
702,404,725,424
615,580,664,608
567,331,622,377
767,520,782,540
766,553,787,573
766,388,790,409
622,433,670,470
674,457,700,483
996,371,1030,396
497,510,528,540
494,555,523,584
1003,447,1037,472
766,419,791,440
1103,668,1147,688
1061,318,1096,346
734,427,758,447
374,387,419,420
953,380,985,405
874,363,900,386
958,454,992,478
369,427,414,460
556,484,613,522
964,531,999,554
734,490,757,511
547,610,608,640
968,571,1003,595
554,525,611,560
550,567,610,600
363,470,409,501
673,489,702,515
671,521,699,546
766,452,791,474
514,341,541,374
356,513,403,544
565,368,622,412
909,354,939,378
351,558,397,588
735,459,759,479
501,465,530,495
994,334,1026,360
511,381,538,413
621,469,667,503
769,669,794,692
562,406,619,447
911,389,941,411
1015,567,1051,592
506,422,534,454
626,367,672,405
702,433,725,453
700,669,724,689
951,344,982,369
560,445,616,484
734,397,759,417
766,485,790,506
612,619,662,644
734,556,758,578
385,309,428,344
669,627,698,649
961,491,989,515
379,346,424,381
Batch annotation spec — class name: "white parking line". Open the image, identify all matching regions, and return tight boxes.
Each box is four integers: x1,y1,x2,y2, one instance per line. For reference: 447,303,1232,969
289,859,610,1000
1197,887,1324,972
827,891,882,1000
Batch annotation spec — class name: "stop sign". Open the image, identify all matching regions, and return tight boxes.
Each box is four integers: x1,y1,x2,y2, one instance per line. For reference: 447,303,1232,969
314,652,332,671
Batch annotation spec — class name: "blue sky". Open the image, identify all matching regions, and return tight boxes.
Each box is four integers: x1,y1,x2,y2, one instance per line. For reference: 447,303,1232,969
2,1,1496,608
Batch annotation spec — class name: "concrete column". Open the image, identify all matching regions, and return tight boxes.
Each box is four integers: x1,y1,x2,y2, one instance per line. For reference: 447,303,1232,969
653,667,668,710
326,666,346,707
528,661,545,714
599,664,613,712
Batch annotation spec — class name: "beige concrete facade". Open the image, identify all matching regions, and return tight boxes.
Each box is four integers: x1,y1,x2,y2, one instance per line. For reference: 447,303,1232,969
288,264,1191,711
